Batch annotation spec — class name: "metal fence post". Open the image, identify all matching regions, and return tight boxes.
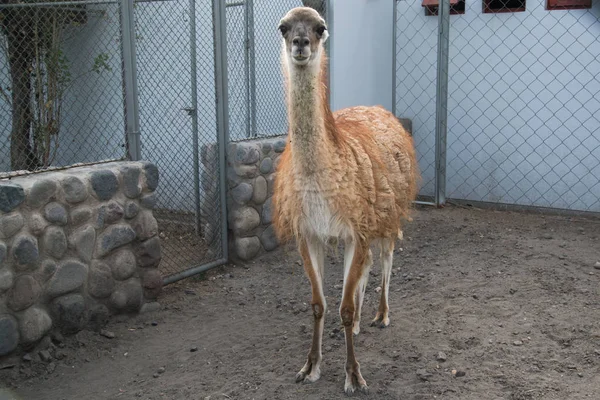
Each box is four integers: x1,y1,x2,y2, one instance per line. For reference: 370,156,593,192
245,0,257,138
188,0,201,236
392,0,397,117
434,0,450,207
120,0,141,161
214,0,230,259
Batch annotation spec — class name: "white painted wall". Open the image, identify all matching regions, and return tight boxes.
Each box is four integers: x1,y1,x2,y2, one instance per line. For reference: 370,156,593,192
395,0,600,211
330,0,394,112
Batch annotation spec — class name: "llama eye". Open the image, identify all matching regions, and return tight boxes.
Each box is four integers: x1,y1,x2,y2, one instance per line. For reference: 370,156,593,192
316,25,326,37
278,24,289,36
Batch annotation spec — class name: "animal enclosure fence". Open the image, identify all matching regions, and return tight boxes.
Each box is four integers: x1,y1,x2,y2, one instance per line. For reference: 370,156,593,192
394,0,600,214
0,0,331,283
225,0,330,142
0,0,233,284
0,0,126,174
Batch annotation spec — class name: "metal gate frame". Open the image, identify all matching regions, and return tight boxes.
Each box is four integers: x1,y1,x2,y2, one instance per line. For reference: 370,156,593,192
161,0,230,284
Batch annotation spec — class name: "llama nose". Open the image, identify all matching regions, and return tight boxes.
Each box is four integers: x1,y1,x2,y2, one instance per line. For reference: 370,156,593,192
292,36,310,47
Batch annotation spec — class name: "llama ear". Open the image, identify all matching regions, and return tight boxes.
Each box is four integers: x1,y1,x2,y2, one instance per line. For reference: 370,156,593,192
278,24,289,37
316,25,328,42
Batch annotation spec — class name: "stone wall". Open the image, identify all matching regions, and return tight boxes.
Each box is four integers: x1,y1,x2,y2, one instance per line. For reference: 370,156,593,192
201,137,286,261
0,161,162,357
199,118,412,262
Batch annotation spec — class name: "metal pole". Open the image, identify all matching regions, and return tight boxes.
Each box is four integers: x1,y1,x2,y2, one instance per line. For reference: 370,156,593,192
247,0,257,138
213,0,230,260
434,0,450,207
163,257,228,285
120,0,141,161
244,0,250,138
391,0,397,117
189,0,201,235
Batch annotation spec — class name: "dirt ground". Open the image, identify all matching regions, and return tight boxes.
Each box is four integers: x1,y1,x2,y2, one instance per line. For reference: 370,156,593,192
2,205,600,400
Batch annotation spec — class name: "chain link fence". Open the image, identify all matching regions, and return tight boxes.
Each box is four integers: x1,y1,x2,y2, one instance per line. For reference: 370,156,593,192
133,0,226,282
0,0,333,282
0,0,229,283
395,0,440,202
227,0,329,141
395,0,600,213
0,0,126,175
225,0,249,141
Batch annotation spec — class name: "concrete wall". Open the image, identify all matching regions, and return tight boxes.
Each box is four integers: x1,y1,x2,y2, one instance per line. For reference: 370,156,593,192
395,1,600,211
0,161,162,357
330,0,394,112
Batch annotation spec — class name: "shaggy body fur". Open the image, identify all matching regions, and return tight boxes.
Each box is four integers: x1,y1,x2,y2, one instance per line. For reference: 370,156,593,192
271,7,419,394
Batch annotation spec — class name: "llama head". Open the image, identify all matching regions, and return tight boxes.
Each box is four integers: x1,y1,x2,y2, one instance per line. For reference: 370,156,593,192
278,7,328,68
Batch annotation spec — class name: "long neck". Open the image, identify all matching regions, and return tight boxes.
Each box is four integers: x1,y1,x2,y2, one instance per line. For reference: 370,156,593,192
285,51,337,175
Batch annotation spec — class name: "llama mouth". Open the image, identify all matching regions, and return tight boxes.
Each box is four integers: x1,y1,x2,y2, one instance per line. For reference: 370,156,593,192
292,55,310,65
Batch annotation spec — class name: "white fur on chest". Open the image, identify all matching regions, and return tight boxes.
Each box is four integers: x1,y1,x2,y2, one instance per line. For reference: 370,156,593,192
299,182,350,242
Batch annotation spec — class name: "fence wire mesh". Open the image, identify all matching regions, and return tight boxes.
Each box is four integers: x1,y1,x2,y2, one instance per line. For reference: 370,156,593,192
446,1,600,212
395,0,440,201
228,0,328,141
396,0,600,213
0,1,126,175
225,0,249,141
134,0,224,281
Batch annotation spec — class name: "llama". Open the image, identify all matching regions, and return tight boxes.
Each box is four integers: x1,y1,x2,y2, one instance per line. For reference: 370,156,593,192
272,7,419,394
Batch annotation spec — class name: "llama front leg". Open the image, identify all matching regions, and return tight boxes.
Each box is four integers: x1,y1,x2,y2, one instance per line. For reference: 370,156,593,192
371,238,394,328
340,240,369,395
296,237,326,384
353,249,372,336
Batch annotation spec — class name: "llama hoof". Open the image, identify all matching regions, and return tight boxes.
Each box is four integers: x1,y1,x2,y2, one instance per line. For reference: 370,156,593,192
344,375,368,396
344,385,354,396
370,313,390,328
345,364,368,396
296,370,321,384
360,384,369,395
295,371,308,383
296,357,321,383
303,369,321,383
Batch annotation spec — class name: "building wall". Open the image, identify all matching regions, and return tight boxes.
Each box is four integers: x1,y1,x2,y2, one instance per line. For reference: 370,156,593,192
395,1,600,211
330,0,394,112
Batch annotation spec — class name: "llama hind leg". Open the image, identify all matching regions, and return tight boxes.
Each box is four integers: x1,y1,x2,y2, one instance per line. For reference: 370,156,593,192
341,240,369,395
371,238,394,328
353,249,372,336
296,237,326,384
